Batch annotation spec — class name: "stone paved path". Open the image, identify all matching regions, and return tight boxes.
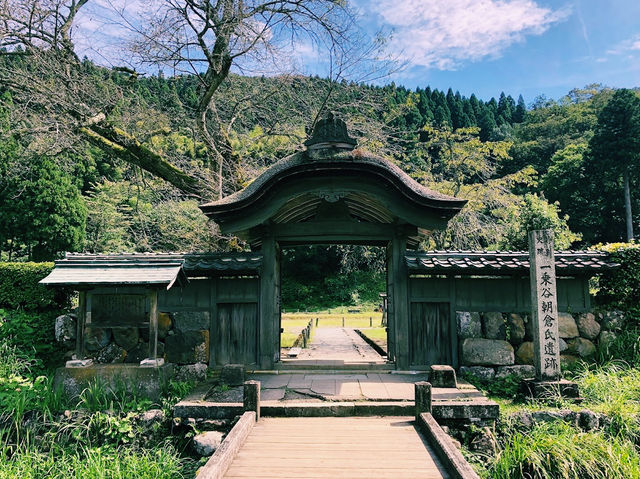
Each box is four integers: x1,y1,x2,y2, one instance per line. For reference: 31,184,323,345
249,372,486,402
297,327,383,362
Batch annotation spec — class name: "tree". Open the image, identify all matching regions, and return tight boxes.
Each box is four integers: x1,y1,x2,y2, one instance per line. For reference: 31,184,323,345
587,89,640,241
513,94,527,123
0,0,390,199
502,193,581,250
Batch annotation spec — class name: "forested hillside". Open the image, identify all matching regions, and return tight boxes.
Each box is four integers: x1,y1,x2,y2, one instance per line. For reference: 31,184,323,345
1,56,639,262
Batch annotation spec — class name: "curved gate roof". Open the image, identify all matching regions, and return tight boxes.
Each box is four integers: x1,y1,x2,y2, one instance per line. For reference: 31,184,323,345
200,115,466,246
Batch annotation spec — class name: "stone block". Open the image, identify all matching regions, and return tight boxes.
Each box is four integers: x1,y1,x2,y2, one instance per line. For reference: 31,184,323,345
165,330,209,365
507,313,526,345
192,431,224,456
54,363,174,401
138,409,165,428
174,363,208,382
429,365,457,388
85,327,112,352
459,366,495,381
158,312,172,339
96,343,126,364
55,314,77,349
559,338,568,352
576,313,600,340
560,354,581,369
515,341,534,365
566,337,596,358
125,341,148,364
456,311,482,339
461,338,514,366
113,327,140,351
558,313,579,339
172,311,210,332
531,409,574,423
523,314,533,341
521,380,580,400
578,409,599,431
495,365,536,380
600,311,625,331
483,312,506,340
598,330,617,350
221,364,245,386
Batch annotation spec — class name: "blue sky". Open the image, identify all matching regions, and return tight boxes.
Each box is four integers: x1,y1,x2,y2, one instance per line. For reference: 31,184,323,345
358,0,640,102
74,0,640,104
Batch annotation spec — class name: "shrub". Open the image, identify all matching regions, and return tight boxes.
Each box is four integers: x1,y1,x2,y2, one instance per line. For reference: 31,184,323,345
0,309,63,371
0,262,71,311
595,243,640,321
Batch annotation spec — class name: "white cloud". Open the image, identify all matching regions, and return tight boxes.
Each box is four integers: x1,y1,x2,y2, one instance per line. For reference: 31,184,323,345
607,34,640,55
369,0,570,70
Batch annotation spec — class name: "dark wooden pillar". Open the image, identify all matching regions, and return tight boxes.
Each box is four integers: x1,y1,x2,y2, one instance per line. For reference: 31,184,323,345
259,231,279,369
75,290,87,360
148,289,159,361
390,233,410,370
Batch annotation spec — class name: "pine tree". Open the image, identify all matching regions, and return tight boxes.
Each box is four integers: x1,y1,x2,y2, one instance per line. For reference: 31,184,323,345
513,94,527,123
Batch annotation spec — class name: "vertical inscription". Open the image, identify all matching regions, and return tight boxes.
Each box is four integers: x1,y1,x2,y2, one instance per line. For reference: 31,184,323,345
528,229,560,381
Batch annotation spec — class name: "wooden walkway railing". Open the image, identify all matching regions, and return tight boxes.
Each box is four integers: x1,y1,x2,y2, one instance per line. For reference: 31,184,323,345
196,381,480,479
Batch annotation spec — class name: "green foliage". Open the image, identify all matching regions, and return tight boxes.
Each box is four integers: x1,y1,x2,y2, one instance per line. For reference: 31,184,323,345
488,421,640,479
461,372,521,398
0,262,69,311
595,243,640,314
502,193,581,250
281,245,385,310
0,309,64,372
85,180,221,253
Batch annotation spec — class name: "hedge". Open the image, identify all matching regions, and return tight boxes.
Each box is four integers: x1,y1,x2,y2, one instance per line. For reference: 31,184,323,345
0,262,71,311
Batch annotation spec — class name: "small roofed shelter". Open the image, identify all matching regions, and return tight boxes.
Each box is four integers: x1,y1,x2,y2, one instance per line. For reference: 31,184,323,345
41,256,188,367
200,113,467,369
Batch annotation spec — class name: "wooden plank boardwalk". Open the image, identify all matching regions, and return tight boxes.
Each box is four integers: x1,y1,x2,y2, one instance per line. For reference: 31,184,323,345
223,416,450,479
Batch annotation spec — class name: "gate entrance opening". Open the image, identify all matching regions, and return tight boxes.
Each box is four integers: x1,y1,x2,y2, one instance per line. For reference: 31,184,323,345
279,244,389,366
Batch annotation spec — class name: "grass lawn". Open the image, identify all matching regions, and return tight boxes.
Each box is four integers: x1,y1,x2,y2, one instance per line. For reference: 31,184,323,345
282,312,384,328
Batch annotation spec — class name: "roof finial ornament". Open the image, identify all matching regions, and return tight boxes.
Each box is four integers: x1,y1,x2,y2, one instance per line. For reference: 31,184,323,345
304,111,357,157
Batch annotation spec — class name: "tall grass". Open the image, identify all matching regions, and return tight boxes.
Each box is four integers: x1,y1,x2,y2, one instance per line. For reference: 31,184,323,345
489,422,640,479
0,443,196,479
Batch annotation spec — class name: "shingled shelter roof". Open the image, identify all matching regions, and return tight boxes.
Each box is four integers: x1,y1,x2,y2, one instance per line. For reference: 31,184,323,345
40,253,262,288
405,250,619,276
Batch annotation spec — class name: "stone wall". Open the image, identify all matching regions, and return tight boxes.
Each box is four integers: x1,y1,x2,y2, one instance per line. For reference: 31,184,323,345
457,310,625,380
55,311,209,367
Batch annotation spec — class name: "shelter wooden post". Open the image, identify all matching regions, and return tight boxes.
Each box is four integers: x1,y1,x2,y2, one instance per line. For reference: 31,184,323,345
259,231,279,369
148,289,159,361
75,290,87,360
390,233,410,370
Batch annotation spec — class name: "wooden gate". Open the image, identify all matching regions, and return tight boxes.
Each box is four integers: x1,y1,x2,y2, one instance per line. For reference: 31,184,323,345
409,302,452,367
215,303,259,365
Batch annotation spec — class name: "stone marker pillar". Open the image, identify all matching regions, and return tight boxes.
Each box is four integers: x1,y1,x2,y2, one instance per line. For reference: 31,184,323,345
415,381,432,418
528,229,560,381
244,380,261,421
525,230,579,399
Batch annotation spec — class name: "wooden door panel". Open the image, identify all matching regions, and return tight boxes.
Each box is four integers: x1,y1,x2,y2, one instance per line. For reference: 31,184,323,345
410,302,452,366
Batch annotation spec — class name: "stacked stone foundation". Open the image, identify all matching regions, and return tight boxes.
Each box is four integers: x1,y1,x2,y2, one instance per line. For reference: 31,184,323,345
457,310,624,379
